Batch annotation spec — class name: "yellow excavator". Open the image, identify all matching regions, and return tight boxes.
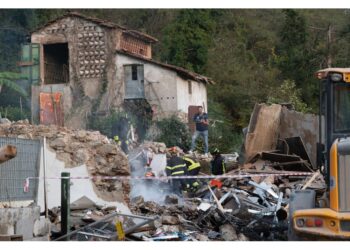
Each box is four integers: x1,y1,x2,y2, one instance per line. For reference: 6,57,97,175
289,68,350,240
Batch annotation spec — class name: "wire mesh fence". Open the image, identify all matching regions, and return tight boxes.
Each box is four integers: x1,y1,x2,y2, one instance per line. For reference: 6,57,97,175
0,137,41,201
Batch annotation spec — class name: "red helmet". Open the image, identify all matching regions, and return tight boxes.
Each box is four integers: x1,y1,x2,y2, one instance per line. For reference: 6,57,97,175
168,146,178,154
145,171,155,177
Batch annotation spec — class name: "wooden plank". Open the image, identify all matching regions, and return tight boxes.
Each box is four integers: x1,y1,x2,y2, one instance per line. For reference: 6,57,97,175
244,104,282,163
0,234,23,241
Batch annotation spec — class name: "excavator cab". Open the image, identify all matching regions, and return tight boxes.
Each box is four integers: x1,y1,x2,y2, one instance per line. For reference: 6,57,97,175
289,68,350,240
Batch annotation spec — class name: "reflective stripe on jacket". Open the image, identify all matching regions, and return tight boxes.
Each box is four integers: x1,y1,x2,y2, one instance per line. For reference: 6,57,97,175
166,156,187,176
183,157,201,171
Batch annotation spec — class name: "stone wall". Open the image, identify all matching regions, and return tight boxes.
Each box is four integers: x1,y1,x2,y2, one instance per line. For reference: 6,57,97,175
31,16,120,129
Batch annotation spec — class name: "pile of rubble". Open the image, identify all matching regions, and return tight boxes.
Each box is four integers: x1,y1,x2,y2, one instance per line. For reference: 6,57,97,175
123,164,325,241
0,119,130,193
139,141,167,154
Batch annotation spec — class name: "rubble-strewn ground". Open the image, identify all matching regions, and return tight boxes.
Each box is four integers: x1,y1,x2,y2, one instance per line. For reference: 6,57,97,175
0,117,326,241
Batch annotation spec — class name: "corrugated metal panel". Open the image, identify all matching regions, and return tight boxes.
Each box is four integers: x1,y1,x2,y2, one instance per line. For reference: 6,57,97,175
124,65,145,99
39,92,64,126
338,154,350,212
0,137,41,201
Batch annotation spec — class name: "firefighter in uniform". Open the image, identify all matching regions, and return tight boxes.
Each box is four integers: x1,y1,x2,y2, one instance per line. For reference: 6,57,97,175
112,115,131,154
210,148,226,175
183,156,201,192
165,147,189,196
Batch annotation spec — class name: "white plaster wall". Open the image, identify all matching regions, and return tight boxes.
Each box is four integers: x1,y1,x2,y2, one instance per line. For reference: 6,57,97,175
149,154,166,176
37,145,130,214
116,54,178,112
176,77,208,113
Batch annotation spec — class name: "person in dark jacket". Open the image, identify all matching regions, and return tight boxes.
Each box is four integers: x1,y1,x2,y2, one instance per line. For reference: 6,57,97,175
166,147,189,195
183,156,201,191
112,115,130,154
210,148,226,175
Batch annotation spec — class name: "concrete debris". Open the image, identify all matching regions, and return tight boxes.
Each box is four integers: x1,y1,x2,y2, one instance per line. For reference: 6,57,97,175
238,233,249,241
161,215,180,225
0,118,11,124
140,141,167,154
0,119,130,194
0,103,326,242
130,196,145,207
164,194,179,205
219,224,238,241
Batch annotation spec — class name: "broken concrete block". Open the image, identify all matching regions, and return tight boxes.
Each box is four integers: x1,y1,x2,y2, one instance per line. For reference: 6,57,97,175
50,137,69,148
33,218,50,237
161,225,179,232
195,234,210,241
71,196,97,210
219,224,238,241
161,215,180,225
56,152,72,164
131,196,144,206
164,194,178,205
72,149,89,164
75,130,87,140
198,202,212,212
0,118,11,124
97,144,118,155
238,233,249,241
0,223,15,235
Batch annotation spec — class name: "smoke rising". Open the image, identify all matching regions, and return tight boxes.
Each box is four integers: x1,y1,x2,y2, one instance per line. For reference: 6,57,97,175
128,149,173,204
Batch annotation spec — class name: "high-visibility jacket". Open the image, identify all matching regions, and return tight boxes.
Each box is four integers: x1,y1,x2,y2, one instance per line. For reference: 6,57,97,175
166,156,187,176
183,157,201,172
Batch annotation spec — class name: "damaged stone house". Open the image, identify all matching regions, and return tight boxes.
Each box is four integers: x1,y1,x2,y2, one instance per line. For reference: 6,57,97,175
18,12,213,130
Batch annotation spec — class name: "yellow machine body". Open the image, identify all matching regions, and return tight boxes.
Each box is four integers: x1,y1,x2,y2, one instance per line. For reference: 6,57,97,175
291,68,350,240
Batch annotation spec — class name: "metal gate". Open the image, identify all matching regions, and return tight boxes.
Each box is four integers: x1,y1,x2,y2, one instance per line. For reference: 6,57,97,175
0,137,41,201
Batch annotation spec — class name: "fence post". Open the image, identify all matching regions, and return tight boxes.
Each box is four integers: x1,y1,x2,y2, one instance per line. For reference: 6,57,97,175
61,172,70,240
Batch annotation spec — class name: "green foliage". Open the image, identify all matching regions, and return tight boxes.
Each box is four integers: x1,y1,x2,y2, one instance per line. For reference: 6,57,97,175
88,111,136,138
267,80,311,113
3,9,350,143
0,72,27,96
0,106,30,121
161,9,215,74
274,10,319,111
152,115,191,150
208,100,244,153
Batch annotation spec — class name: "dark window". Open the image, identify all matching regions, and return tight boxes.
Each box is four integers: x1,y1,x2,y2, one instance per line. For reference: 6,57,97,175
333,84,350,133
188,81,192,94
132,65,138,80
43,43,69,84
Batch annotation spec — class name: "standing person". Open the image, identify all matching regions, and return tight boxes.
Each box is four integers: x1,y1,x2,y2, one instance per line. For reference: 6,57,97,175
112,114,130,154
165,147,189,196
189,106,209,157
210,148,226,175
183,156,201,192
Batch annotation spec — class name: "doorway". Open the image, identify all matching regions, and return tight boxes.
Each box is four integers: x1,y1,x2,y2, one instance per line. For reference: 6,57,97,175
43,43,69,84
